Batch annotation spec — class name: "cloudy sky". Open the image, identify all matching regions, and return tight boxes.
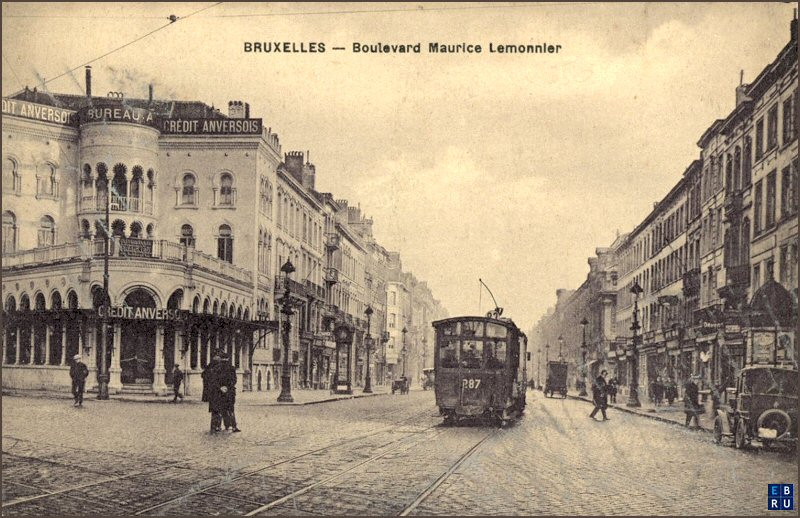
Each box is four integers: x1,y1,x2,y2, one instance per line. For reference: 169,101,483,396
2,2,796,330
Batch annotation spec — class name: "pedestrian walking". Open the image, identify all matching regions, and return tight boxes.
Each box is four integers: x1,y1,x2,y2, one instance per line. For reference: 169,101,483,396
684,376,701,429
69,354,89,407
665,377,677,405
219,353,240,433
172,364,185,403
589,370,610,421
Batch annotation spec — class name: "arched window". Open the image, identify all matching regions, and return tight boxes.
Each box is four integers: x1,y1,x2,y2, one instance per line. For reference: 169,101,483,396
111,219,126,237
3,211,16,253
180,224,195,247
146,223,154,238
82,164,93,191
81,219,91,239
219,173,234,205
112,164,127,206
131,166,143,211
3,157,20,194
37,216,55,247
96,163,109,208
129,221,143,239
217,224,233,262
182,174,196,205
37,163,57,196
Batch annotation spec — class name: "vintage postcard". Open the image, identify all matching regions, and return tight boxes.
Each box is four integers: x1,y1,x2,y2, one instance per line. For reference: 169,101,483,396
2,2,797,516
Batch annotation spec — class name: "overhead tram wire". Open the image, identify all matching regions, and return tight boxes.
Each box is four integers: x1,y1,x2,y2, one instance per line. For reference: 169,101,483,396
29,2,221,91
198,2,594,18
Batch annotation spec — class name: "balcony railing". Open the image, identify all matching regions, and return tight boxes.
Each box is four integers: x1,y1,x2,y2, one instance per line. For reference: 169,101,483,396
3,240,252,285
79,194,154,215
325,233,340,250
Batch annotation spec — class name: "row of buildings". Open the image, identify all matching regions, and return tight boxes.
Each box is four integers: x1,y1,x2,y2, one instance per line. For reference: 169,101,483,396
1,69,447,396
529,18,797,403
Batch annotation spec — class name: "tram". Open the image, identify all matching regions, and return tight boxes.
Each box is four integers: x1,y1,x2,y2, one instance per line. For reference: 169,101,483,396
432,313,527,425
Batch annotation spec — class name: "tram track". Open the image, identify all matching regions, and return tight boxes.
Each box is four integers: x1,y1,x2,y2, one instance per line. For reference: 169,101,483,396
131,407,439,515
398,427,499,516
2,406,436,512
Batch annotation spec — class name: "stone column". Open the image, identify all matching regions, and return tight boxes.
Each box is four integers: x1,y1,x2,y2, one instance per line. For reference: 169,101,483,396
61,326,67,366
44,325,51,366
153,325,167,395
108,323,122,393
28,325,35,364
15,328,21,365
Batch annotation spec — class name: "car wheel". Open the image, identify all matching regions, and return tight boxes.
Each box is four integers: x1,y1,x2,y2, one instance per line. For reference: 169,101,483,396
734,420,748,450
713,416,724,445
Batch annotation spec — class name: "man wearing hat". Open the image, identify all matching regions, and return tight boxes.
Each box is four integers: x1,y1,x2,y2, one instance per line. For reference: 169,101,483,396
684,375,701,429
206,351,225,433
218,352,240,432
69,354,89,407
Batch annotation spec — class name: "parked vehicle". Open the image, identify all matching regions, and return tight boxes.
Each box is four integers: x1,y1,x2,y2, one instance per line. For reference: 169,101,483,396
422,368,435,390
432,315,527,426
713,364,797,450
544,361,568,398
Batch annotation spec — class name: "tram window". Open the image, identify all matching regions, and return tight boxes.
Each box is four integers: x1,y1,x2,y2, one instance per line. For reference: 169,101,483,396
440,339,459,368
442,322,460,336
461,321,484,337
485,323,508,338
460,340,483,369
485,340,506,369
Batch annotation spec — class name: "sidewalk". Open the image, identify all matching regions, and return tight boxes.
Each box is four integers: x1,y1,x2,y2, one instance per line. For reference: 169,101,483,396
567,393,714,433
2,385,391,406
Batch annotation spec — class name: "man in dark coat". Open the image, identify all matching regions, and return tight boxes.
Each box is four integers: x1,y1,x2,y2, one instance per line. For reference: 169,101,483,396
589,370,610,420
219,353,240,432
172,364,185,403
206,352,226,433
684,376,701,428
69,354,89,407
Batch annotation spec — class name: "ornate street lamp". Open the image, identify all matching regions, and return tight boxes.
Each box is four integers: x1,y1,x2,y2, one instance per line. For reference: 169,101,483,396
97,177,111,400
627,279,644,407
579,317,589,397
277,259,296,403
401,326,408,378
363,305,373,393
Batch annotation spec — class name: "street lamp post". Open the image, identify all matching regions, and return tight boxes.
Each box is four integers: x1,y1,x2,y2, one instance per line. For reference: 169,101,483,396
579,317,589,397
401,326,408,377
363,306,373,393
557,335,564,360
627,279,644,407
277,259,296,403
97,178,111,400
537,348,541,389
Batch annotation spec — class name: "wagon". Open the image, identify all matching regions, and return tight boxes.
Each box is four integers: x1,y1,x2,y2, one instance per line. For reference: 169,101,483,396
544,361,568,398
392,377,409,395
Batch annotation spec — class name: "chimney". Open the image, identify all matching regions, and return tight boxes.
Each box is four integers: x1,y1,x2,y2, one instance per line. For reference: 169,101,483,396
302,161,316,190
85,66,92,97
228,100,245,118
148,84,153,103
244,102,250,118
284,151,304,183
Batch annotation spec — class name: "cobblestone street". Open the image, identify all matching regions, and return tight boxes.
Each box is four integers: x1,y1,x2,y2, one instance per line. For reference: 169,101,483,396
2,390,796,516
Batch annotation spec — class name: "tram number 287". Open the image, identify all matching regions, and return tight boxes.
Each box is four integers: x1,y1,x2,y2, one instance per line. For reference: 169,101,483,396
462,378,481,390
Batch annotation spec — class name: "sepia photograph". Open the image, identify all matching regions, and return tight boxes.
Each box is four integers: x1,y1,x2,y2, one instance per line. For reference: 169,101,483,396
1,2,798,516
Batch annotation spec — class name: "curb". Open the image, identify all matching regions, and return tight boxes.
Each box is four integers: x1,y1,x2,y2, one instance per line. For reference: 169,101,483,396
2,389,391,406
566,394,712,434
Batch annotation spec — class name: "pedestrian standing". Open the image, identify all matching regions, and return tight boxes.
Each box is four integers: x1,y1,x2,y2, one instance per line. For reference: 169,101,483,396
219,353,240,432
172,364,185,402
206,352,225,433
684,376,701,429
589,370,610,420
69,354,89,407
608,377,618,404
654,376,664,407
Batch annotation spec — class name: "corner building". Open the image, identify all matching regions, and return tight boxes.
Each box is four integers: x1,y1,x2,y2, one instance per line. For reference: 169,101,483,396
2,71,285,396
